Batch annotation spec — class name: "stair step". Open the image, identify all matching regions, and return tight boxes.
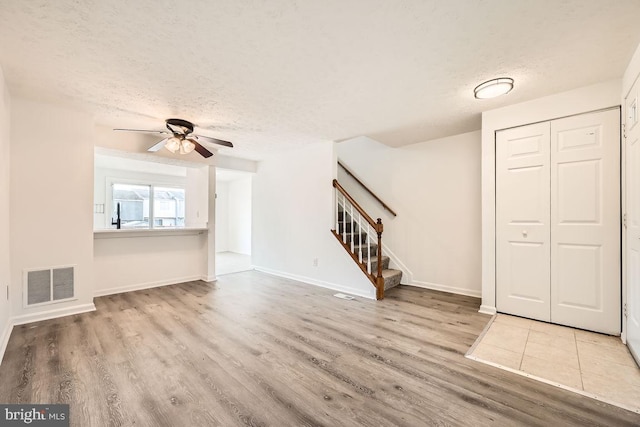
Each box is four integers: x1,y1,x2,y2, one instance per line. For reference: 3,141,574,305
337,214,377,234
372,255,390,271
339,232,368,245
337,211,367,223
354,255,390,271
337,234,389,270
382,269,402,290
351,243,378,257
338,222,361,234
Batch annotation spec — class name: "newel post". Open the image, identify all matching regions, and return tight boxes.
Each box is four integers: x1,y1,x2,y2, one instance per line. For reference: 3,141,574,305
375,218,384,300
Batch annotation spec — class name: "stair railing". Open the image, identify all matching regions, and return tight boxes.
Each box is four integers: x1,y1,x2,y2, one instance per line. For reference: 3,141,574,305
332,179,385,299
338,161,397,217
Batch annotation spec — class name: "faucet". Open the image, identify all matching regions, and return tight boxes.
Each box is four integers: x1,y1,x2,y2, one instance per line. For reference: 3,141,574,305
111,202,121,229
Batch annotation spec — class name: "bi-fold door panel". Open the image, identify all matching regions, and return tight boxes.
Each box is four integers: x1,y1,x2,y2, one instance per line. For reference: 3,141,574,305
550,110,620,334
496,122,551,322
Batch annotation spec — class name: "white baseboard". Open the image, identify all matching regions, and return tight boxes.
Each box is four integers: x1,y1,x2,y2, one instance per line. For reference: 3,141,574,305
12,302,96,326
407,280,482,298
94,275,205,297
253,266,375,300
0,318,13,365
201,275,217,282
479,304,497,315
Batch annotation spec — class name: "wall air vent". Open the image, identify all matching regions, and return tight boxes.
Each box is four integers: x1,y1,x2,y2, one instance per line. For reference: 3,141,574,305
24,265,76,307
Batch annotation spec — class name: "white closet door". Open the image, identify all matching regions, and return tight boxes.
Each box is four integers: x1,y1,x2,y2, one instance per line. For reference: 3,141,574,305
550,109,620,334
496,122,551,321
626,88,640,363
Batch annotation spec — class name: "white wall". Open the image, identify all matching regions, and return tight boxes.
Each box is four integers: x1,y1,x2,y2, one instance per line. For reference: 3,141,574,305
215,175,252,255
0,66,12,360
93,232,207,296
185,166,209,228
252,141,374,298
337,131,482,296
623,42,640,98
205,165,216,281
215,181,229,252
480,79,622,314
10,97,95,323
216,155,258,173
228,177,252,255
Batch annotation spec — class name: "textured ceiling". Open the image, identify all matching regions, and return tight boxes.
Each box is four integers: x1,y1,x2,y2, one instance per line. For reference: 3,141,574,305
0,1,639,160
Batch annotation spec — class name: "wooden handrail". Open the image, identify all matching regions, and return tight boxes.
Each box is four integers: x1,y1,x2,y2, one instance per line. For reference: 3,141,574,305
333,180,382,233
338,161,397,217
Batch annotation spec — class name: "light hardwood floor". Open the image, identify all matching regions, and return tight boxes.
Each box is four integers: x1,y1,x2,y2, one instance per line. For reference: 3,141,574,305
1,271,639,426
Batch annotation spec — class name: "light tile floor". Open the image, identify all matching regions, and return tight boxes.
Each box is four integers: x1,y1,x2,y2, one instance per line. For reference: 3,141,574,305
468,314,640,413
215,251,252,276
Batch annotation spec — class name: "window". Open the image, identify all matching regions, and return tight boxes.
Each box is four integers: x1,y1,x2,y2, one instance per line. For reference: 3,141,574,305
153,186,186,228
112,183,185,229
112,183,149,228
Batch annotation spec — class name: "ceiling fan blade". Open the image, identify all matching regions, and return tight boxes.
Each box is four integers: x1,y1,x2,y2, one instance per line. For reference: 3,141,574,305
192,134,234,148
114,128,170,136
190,139,214,158
147,137,170,152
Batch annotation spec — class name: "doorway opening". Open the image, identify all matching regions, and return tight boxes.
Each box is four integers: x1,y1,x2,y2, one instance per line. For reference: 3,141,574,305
216,168,253,275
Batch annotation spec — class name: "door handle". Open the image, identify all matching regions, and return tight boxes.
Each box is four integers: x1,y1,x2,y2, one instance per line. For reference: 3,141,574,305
522,230,528,238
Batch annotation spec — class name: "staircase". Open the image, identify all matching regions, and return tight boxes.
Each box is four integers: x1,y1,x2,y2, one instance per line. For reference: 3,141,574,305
331,179,402,299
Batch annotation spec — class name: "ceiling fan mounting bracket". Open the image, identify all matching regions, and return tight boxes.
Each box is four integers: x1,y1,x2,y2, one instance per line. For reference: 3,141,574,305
166,118,194,135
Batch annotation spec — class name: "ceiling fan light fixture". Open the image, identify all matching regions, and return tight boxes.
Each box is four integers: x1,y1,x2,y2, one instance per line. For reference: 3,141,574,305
165,136,181,153
180,139,196,154
474,77,514,99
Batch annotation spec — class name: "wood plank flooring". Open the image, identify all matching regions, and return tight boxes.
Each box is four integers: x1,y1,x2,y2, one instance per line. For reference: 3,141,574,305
1,270,639,426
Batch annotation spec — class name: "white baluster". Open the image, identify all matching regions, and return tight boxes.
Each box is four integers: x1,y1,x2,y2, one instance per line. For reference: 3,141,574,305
358,211,363,263
350,203,355,252
335,190,339,232
366,222,372,275
342,195,347,243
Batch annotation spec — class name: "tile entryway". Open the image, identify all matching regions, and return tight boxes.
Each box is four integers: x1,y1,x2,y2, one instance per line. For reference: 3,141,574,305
467,314,640,413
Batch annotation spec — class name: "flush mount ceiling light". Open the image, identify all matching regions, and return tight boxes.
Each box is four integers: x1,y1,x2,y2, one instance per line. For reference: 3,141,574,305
474,77,514,99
